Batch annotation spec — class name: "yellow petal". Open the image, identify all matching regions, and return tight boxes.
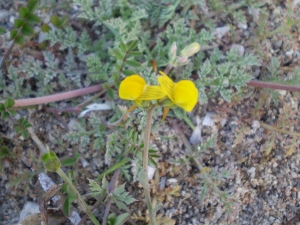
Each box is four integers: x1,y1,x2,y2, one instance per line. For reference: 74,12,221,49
138,86,166,100
158,71,175,101
119,75,146,100
174,80,198,112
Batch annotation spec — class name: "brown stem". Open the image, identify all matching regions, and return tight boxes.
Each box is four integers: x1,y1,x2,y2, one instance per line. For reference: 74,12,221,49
1,84,103,107
246,80,300,92
4,79,300,110
102,169,120,225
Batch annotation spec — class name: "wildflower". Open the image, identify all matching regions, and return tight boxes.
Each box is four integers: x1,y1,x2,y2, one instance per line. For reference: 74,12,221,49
158,71,198,112
119,74,165,101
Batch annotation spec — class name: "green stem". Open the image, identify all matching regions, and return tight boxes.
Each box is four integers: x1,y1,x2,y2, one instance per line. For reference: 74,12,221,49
56,168,100,225
97,158,130,181
143,106,157,225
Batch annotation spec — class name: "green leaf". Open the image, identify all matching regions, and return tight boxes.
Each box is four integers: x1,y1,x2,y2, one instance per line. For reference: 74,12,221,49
4,98,15,108
27,13,40,24
88,178,107,197
14,19,24,29
115,64,121,71
60,15,68,27
68,191,76,202
50,15,60,27
19,6,29,18
107,88,115,99
27,0,39,13
41,24,51,32
127,40,138,51
63,197,71,216
126,60,141,67
15,35,24,45
10,29,18,39
21,130,29,139
149,158,157,167
120,43,127,52
21,23,34,36
114,50,124,61
62,157,77,166
114,213,130,225
0,26,6,35
0,103,5,111
2,111,10,119
127,51,142,57
122,70,136,76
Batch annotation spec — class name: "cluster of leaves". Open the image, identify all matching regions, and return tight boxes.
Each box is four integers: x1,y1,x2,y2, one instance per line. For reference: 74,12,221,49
262,57,300,105
0,98,16,119
0,0,40,45
88,177,134,225
195,47,260,103
198,166,238,217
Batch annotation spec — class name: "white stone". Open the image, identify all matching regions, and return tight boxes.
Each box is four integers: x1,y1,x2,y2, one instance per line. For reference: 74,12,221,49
214,26,230,38
148,166,156,180
19,202,39,222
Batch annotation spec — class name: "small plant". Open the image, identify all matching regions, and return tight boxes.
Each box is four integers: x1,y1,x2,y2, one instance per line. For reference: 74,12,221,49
0,98,16,119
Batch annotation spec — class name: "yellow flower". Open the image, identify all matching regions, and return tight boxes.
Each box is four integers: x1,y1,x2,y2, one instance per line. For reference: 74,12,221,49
158,71,198,112
119,75,165,101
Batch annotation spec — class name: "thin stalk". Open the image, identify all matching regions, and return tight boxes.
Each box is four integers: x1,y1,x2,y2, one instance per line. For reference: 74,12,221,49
260,122,300,137
97,158,130,181
56,168,100,225
0,84,103,107
143,106,157,225
246,80,300,92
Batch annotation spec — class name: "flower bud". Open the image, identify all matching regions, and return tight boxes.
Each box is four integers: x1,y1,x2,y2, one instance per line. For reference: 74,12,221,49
168,42,177,64
169,42,177,56
42,150,61,172
180,42,201,57
174,56,190,66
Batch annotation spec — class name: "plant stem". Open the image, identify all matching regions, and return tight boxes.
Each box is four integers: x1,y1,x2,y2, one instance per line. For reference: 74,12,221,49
4,79,300,109
260,122,300,137
56,168,100,225
0,84,103,107
143,106,157,225
246,80,300,92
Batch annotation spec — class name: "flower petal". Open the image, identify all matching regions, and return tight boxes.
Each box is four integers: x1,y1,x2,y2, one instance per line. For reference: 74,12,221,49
158,71,175,101
138,86,166,100
119,75,146,100
174,80,198,112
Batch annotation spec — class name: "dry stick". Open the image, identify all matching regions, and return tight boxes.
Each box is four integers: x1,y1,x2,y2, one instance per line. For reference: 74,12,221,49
282,213,300,225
